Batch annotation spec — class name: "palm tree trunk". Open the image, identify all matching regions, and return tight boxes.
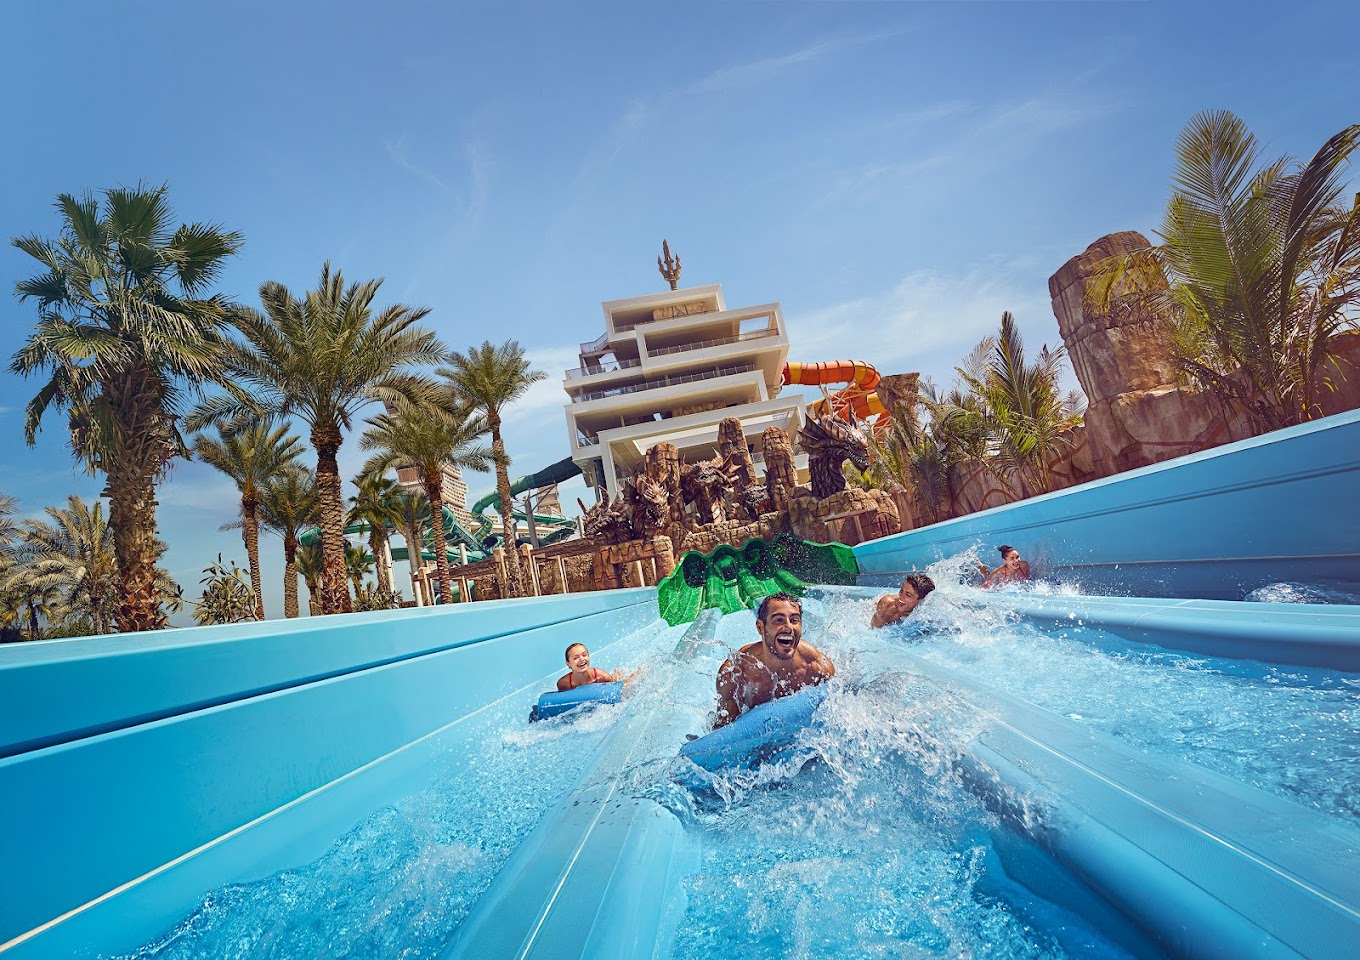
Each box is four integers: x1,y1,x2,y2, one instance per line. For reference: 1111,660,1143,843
242,493,265,620
27,600,41,640
490,416,523,597
371,528,392,593
423,473,453,603
108,458,168,631
403,520,424,604
312,426,353,614
282,534,299,619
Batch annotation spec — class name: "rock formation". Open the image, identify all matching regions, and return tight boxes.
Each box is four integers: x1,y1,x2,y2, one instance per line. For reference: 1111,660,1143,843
644,442,684,526
761,427,798,513
717,417,757,493
1049,231,1251,476
875,372,921,421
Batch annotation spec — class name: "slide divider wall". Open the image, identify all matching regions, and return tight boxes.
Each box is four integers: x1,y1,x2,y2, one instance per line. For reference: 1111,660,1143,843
853,408,1360,600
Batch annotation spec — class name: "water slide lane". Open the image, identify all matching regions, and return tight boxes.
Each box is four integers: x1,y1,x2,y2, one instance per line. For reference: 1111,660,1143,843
0,590,659,958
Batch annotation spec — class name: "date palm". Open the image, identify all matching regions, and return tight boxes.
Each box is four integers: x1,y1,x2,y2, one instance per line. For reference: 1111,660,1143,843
392,488,431,604
22,495,120,636
347,474,404,595
1092,111,1360,431
257,470,320,619
440,341,544,597
0,494,20,548
194,421,305,619
359,399,495,604
10,185,242,631
295,540,324,616
188,263,444,615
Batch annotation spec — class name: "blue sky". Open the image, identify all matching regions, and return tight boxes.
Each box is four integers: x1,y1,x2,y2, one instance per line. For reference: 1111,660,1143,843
2,0,1356,624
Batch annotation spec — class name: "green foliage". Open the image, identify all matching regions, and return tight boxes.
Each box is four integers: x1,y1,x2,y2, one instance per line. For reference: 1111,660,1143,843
10,184,242,631
352,583,403,612
956,312,1085,494
865,313,1083,519
439,341,545,598
21,495,120,635
1092,111,1360,430
193,554,258,626
187,262,446,615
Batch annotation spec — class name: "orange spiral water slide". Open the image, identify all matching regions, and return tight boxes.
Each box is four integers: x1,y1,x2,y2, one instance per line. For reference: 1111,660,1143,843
781,360,888,427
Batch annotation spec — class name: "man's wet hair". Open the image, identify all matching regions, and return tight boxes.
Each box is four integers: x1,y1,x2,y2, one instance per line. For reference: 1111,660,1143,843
756,591,801,622
901,574,935,600
564,642,587,662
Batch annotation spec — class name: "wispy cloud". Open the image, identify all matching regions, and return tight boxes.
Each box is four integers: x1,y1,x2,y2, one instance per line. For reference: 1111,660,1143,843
785,265,1057,386
564,29,901,201
821,94,1101,204
385,136,491,221
685,29,900,97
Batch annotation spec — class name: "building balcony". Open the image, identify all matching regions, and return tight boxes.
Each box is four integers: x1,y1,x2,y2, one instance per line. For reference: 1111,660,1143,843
569,362,757,404
564,357,643,380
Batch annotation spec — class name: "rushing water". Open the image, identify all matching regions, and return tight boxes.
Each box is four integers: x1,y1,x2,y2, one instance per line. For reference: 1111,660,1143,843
651,597,1131,960
113,620,685,960
116,555,1360,959
841,553,1360,822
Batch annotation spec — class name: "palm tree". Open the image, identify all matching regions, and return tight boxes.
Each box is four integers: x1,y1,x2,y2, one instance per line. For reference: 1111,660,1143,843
392,488,431,605
22,495,120,636
358,399,495,604
187,263,444,615
958,312,1084,494
10,185,243,631
344,541,373,597
295,540,324,616
1092,112,1360,431
257,470,320,619
0,558,62,640
440,341,544,597
347,474,404,595
193,421,305,619
0,494,21,547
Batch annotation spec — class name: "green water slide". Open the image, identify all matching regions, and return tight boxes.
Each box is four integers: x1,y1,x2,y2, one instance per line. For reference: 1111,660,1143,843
303,505,489,564
471,456,582,543
656,533,860,626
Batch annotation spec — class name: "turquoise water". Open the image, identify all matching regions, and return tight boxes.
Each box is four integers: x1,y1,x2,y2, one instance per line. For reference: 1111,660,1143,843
113,621,684,960
649,605,1130,960
846,555,1360,821
115,573,1360,959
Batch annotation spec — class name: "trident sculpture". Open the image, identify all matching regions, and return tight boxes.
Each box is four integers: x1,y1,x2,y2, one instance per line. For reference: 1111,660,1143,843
657,239,682,290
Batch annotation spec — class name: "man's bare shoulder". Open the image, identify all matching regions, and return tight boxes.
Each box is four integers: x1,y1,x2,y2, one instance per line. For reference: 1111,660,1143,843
798,642,834,674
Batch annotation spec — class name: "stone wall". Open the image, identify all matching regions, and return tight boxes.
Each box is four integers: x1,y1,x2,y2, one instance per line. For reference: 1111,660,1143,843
788,488,899,546
676,512,791,556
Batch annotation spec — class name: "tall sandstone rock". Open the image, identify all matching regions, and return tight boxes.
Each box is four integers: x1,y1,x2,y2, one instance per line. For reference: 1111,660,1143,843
1049,231,1250,477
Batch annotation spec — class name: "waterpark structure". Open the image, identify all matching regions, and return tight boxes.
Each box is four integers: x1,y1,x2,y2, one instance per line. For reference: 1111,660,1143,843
562,282,806,500
3,406,1358,959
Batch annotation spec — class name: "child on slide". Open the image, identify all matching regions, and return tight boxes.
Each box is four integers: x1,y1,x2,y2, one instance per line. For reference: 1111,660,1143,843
557,642,634,692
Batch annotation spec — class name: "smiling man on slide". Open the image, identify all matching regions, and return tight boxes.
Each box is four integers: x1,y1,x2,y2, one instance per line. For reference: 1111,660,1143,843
713,592,836,729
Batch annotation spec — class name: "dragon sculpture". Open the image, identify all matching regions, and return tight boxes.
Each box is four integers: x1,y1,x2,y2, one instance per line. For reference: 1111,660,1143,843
680,452,736,526
798,414,870,499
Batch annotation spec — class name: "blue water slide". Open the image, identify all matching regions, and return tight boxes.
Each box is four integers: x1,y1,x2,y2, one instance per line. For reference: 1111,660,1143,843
855,407,1360,600
5,412,1360,959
